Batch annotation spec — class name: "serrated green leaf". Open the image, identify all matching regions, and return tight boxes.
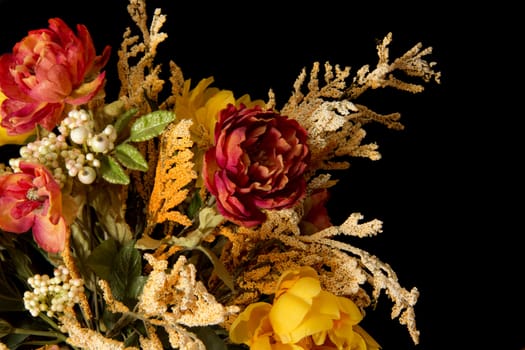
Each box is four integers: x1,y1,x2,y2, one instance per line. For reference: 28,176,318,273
115,143,148,171
129,110,175,142
113,107,138,135
100,155,130,185
86,239,118,281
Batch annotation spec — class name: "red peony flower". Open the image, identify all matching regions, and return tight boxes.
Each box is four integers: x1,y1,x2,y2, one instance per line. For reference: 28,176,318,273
0,162,66,253
203,104,310,227
0,17,111,135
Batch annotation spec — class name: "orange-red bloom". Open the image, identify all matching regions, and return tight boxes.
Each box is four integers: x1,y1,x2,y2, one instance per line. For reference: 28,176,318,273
0,162,66,253
0,17,110,135
203,104,310,227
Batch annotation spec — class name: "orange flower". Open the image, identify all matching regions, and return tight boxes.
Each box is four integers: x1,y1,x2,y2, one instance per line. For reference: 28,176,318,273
0,162,66,253
229,266,381,350
0,17,110,135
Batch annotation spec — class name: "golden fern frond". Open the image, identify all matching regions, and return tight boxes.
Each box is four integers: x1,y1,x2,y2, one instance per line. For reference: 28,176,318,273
146,119,197,235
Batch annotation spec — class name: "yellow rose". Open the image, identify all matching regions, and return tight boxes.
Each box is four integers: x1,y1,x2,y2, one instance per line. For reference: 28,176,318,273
229,266,381,350
0,91,35,146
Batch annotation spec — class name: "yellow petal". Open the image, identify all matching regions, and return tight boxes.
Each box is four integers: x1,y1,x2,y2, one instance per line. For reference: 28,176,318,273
251,334,273,350
270,293,311,336
0,91,35,146
277,267,318,291
286,276,322,301
229,302,272,344
354,325,381,350
0,125,35,146
336,296,363,325
285,312,333,344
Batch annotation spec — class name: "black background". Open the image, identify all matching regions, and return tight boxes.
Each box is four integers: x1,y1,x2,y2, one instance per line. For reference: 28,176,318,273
0,1,521,350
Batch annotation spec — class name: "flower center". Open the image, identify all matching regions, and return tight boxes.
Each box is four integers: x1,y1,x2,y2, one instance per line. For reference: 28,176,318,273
26,187,42,201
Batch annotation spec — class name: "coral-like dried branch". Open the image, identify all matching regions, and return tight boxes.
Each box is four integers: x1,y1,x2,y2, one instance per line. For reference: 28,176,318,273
159,60,186,111
118,0,168,112
137,254,239,349
346,32,441,100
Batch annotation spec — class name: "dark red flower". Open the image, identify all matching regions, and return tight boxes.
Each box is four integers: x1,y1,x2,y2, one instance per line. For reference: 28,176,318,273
203,104,310,227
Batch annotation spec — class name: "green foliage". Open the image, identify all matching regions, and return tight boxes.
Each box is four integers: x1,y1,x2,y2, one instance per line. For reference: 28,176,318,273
86,239,146,307
129,110,175,142
113,107,138,135
100,155,130,185
115,143,148,171
98,110,175,185
191,326,228,350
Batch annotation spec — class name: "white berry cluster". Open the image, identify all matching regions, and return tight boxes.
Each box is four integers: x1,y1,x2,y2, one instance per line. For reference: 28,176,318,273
23,265,84,318
58,109,117,155
9,108,118,185
9,132,69,185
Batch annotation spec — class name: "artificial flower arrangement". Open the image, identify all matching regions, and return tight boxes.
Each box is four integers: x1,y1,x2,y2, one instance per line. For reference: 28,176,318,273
0,0,440,349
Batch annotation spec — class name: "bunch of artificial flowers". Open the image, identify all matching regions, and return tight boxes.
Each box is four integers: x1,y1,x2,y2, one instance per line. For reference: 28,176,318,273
0,1,440,349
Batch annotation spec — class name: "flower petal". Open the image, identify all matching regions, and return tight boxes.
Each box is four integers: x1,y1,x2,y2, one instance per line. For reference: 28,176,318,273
32,214,66,253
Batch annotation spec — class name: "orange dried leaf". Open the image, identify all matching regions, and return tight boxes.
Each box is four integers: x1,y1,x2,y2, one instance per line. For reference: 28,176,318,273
146,119,197,232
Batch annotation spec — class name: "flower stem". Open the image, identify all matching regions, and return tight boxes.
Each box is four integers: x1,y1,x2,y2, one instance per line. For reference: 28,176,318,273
11,326,67,342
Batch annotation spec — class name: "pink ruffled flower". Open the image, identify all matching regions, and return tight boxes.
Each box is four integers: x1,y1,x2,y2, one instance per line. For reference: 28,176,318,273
0,162,66,253
0,17,111,135
203,104,310,227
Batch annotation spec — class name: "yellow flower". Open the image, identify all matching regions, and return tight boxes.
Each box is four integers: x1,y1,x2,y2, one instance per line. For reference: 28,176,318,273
175,76,265,149
229,266,381,350
0,91,35,146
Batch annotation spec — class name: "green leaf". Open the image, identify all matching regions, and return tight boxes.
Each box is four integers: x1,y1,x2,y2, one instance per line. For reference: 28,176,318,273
114,143,148,171
100,155,130,185
113,107,138,135
70,222,98,291
127,275,147,300
86,240,145,306
191,326,227,350
187,192,203,219
129,110,175,142
110,241,142,304
89,184,133,244
86,239,119,281
196,245,234,292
